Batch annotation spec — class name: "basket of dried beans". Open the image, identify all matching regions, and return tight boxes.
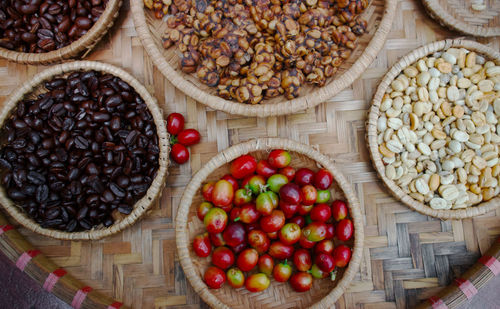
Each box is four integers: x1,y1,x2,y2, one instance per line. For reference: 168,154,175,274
131,0,396,116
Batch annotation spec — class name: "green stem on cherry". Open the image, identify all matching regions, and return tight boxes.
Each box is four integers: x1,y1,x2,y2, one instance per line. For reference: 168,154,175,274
330,269,337,281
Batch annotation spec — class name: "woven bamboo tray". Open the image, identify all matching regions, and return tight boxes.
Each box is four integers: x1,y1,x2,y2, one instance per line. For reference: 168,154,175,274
0,61,170,240
130,0,396,117
422,0,500,37
0,1,499,308
175,137,364,309
366,39,500,220
0,0,123,65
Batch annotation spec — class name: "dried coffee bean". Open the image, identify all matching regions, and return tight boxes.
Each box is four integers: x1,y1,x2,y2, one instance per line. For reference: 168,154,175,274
0,71,158,232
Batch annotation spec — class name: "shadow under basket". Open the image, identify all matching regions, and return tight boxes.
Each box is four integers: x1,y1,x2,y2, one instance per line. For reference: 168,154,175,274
176,138,364,309
0,61,170,240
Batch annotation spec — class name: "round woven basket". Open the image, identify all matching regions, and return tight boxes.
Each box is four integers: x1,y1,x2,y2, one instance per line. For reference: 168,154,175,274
422,0,500,37
0,61,170,240
130,0,396,117
176,137,364,309
0,0,122,65
417,236,500,309
366,39,500,220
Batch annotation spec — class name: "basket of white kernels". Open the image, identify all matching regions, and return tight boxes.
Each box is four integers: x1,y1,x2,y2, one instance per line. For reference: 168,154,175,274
367,40,500,219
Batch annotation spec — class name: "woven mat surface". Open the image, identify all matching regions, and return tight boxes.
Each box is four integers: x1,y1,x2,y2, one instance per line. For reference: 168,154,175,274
0,0,499,308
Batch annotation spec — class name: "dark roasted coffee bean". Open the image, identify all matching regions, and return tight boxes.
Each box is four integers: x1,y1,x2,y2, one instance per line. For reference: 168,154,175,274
1,71,158,232
46,207,60,220
74,136,89,149
27,171,45,184
76,206,88,221
0,158,12,170
41,218,63,228
35,184,49,203
79,219,91,230
118,205,132,215
66,219,77,232
109,182,125,198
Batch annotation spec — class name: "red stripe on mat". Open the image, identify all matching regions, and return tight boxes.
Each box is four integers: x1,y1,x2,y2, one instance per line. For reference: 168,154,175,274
0,224,13,234
429,296,448,309
71,286,93,309
107,301,123,309
15,250,40,271
43,268,67,292
455,278,478,300
479,256,500,276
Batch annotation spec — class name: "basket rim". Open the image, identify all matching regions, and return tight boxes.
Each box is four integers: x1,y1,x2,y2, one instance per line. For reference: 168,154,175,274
175,137,364,309
0,60,170,240
422,0,500,38
130,0,396,117
366,39,500,220
0,0,123,65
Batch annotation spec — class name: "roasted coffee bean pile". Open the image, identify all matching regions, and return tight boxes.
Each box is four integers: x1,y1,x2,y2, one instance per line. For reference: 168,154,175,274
0,71,159,232
145,0,368,104
0,0,108,53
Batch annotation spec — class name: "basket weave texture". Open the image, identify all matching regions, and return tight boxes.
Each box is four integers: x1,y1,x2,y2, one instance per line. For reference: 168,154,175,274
0,61,170,240
130,0,396,116
0,0,123,65
366,39,500,220
422,0,500,37
175,137,364,309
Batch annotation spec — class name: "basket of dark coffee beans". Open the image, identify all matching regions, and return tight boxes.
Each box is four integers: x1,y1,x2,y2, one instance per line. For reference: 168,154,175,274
0,61,169,239
0,0,122,64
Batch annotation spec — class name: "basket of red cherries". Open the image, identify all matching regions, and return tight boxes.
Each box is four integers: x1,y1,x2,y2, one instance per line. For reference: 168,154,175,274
176,138,363,309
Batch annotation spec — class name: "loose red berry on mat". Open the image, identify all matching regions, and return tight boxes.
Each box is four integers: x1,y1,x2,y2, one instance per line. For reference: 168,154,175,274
170,143,189,164
166,113,184,135
177,128,200,146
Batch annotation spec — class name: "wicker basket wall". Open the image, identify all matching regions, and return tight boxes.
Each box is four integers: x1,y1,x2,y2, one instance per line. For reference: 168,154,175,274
417,236,500,309
366,39,500,220
130,0,396,116
0,61,170,240
0,212,129,309
422,0,500,37
176,138,364,309
0,0,122,65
